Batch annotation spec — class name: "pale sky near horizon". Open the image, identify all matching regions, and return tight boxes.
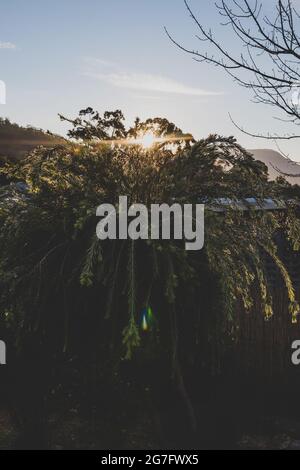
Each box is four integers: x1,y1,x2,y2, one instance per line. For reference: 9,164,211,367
1,0,300,160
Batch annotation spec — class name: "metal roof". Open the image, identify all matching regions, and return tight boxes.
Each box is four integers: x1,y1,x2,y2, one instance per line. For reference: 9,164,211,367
208,197,288,212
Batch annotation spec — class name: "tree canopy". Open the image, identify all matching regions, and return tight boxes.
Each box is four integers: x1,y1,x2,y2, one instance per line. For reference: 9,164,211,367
0,109,299,365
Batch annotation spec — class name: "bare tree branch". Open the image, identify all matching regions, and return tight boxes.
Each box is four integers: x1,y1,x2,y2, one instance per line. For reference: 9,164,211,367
166,0,300,146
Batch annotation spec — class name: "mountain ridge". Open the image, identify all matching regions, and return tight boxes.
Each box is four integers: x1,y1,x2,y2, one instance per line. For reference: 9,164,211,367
249,149,300,185
0,118,64,162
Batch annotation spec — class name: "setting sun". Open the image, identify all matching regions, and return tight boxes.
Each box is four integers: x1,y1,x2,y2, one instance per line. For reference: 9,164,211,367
138,132,157,148
129,132,159,148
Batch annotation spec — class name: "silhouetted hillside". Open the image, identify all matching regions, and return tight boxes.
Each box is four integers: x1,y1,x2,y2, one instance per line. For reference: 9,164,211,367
250,149,300,185
0,118,64,161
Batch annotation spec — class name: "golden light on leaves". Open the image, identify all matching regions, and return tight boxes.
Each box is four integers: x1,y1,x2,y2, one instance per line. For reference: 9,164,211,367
88,131,193,150
125,132,192,149
89,132,163,149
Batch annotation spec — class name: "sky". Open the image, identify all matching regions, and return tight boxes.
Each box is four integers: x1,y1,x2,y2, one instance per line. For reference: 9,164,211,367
1,0,300,160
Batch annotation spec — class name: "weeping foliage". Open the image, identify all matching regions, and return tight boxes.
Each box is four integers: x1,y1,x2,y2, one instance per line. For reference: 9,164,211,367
0,109,299,371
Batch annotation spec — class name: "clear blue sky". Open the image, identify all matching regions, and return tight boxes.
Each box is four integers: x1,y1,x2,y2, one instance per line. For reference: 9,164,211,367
0,0,299,159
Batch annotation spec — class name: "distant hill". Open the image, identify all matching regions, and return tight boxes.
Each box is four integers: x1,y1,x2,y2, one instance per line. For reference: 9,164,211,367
0,118,64,162
250,149,300,185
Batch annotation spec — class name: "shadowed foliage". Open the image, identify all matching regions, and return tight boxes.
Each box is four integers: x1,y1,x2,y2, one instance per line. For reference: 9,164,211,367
0,109,300,448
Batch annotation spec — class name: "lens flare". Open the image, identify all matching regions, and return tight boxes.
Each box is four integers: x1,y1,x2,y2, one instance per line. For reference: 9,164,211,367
141,306,154,332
